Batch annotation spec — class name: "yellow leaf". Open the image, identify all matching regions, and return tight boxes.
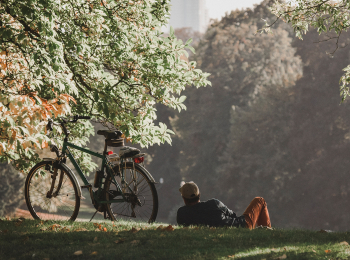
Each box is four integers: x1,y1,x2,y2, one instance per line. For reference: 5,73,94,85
130,227,140,233
91,251,98,255
156,225,164,230
163,225,174,232
73,250,83,256
325,250,331,253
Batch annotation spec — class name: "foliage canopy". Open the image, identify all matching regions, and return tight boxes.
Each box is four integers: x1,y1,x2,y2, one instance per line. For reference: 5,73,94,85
0,0,210,172
268,0,350,100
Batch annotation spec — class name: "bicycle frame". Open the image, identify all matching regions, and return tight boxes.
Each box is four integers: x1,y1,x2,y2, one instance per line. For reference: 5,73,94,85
61,140,127,204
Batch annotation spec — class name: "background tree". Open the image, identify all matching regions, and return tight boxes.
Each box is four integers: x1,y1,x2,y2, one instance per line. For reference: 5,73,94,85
268,0,350,100
171,0,302,203
148,0,350,231
0,163,24,216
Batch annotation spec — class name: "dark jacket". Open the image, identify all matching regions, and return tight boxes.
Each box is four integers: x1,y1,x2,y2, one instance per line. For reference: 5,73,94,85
177,198,246,227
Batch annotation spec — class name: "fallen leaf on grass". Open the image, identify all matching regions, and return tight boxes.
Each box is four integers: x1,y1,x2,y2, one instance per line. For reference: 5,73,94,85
93,237,98,243
275,254,287,259
156,225,164,230
73,250,83,256
74,228,88,232
163,225,174,231
36,221,44,227
227,255,235,258
340,241,349,246
15,220,23,227
130,240,139,245
160,233,166,237
60,227,70,232
103,227,107,232
40,227,47,231
130,227,140,233
94,228,101,232
90,251,98,255
48,224,61,231
312,250,316,253
325,249,331,253
93,223,99,227
318,229,334,233
115,239,125,244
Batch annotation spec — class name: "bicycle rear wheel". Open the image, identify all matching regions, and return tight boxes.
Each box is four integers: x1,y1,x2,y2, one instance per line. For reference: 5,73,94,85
105,162,158,223
25,161,80,221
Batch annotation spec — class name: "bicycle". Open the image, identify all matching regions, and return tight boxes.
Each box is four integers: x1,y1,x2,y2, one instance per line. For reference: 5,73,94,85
24,115,158,223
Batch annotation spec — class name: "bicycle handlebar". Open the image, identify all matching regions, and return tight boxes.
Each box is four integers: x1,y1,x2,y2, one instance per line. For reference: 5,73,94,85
46,115,91,136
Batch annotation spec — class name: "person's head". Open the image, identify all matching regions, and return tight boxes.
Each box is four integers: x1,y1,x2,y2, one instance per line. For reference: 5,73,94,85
179,181,200,206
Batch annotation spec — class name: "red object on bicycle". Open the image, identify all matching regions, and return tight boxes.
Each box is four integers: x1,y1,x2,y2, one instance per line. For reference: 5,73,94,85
107,151,113,155
133,157,144,163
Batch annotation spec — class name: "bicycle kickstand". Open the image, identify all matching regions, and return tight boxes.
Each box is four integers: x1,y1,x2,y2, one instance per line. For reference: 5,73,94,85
89,210,99,222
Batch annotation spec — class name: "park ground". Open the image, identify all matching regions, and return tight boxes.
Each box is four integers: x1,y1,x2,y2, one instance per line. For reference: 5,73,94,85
1,218,350,259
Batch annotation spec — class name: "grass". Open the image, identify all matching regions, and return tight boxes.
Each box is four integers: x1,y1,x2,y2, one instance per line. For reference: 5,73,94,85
1,218,350,260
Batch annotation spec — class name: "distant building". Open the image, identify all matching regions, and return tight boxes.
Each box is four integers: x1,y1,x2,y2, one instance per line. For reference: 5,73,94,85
168,0,209,34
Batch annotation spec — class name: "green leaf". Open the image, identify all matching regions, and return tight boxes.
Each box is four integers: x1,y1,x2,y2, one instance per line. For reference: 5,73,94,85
179,95,186,103
185,38,193,46
188,46,195,54
170,26,174,37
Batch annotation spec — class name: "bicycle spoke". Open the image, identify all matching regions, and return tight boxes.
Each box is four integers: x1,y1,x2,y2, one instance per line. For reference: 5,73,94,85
106,163,157,222
25,163,79,221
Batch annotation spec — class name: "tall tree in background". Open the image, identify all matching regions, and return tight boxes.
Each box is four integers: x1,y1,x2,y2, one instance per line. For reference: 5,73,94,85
268,0,350,101
172,0,302,203
0,163,24,216
218,26,350,230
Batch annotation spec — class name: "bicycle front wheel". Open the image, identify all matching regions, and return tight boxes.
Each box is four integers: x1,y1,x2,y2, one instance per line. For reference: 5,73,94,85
25,161,80,221
105,162,158,223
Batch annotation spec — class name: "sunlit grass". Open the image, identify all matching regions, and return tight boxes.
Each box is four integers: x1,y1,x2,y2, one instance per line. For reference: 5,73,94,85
1,218,350,259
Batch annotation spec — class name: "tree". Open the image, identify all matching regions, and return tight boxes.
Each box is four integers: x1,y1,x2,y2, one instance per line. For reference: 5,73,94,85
171,0,302,201
0,163,24,216
268,0,350,101
0,0,210,172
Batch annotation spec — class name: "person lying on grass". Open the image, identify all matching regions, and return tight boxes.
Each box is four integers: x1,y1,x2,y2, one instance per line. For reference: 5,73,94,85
177,181,271,229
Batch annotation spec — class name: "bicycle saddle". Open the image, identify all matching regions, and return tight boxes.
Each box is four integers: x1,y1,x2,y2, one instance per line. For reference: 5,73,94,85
97,130,123,140
119,146,140,158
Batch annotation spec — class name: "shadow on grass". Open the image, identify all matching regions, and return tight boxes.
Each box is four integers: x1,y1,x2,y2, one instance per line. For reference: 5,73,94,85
1,219,350,260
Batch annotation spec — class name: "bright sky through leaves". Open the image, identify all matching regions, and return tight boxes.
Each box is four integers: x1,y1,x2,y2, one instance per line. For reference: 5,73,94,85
206,0,262,20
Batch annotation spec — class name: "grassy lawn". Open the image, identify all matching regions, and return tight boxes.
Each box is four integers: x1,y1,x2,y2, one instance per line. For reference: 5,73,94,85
1,218,350,260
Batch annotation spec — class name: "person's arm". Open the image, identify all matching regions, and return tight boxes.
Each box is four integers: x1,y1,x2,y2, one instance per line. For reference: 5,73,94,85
216,199,237,218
